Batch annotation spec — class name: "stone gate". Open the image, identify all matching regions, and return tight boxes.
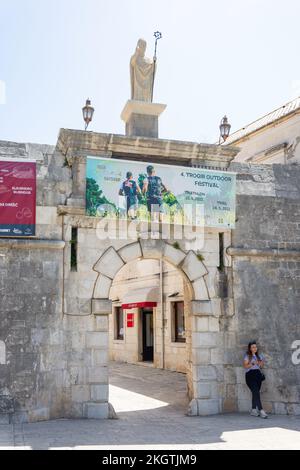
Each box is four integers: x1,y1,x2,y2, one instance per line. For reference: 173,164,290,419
0,131,300,423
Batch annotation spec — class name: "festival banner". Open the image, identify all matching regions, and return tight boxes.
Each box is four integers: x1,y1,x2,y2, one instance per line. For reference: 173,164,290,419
86,156,236,229
0,159,36,237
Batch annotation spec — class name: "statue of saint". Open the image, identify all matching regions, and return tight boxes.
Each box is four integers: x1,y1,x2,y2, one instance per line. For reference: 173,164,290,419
130,39,156,102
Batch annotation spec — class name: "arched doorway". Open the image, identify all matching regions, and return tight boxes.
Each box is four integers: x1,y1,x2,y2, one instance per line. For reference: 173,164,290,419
91,239,223,417
108,257,193,416
109,258,193,370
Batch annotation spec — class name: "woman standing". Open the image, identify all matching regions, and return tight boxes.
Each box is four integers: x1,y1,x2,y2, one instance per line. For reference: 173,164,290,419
243,341,268,419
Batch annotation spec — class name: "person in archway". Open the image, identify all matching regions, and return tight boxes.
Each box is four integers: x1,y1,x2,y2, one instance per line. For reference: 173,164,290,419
119,172,142,219
243,341,268,419
142,165,168,222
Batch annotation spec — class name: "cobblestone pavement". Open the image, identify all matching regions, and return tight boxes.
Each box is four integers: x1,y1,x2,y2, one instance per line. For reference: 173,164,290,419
1,362,300,450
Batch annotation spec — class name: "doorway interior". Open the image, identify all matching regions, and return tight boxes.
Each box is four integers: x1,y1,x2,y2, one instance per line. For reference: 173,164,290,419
108,257,192,417
141,307,154,363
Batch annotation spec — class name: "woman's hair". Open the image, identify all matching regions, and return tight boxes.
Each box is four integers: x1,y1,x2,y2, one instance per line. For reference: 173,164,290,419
247,341,261,360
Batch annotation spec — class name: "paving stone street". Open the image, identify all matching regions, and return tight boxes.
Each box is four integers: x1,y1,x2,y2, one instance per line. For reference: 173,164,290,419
0,363,300,450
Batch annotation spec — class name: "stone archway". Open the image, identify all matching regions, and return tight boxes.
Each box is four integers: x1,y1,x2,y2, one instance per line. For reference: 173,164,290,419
92,240,209,302
90,239,223,417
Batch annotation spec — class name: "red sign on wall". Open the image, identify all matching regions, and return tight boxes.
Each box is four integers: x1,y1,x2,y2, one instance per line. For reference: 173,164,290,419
0,159,36,237
127,313,134,328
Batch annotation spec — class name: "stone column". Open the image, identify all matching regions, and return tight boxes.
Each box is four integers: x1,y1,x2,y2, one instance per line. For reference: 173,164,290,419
82,299,116,419
66,155,87,208
188,299,224,416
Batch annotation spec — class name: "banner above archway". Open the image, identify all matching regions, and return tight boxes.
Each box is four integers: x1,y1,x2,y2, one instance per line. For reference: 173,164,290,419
86,156,236,229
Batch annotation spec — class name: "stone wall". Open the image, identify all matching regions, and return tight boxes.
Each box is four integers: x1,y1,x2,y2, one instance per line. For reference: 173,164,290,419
223,162,300,414
0,141,70,423
0,239,64,423
0,141,113,422
1,135,300,421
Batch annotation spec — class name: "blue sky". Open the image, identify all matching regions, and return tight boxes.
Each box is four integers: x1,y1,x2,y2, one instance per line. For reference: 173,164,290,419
1,0,300,145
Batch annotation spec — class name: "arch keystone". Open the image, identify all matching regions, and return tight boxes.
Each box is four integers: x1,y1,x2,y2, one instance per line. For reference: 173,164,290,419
139,239,166,259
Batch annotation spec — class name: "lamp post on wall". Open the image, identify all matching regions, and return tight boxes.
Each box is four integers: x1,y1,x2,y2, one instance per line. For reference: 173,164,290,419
219,116,231,144
82,98,95,130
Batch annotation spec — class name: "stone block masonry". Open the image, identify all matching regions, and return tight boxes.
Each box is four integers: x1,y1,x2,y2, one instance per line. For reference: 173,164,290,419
1,135,300,422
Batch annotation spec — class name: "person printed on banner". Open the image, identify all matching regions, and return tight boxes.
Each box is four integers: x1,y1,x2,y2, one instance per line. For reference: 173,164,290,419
119,172,142,220
142,165,168,222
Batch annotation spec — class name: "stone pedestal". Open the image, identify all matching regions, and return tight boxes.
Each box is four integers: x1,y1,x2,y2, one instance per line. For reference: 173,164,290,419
121,100,167,138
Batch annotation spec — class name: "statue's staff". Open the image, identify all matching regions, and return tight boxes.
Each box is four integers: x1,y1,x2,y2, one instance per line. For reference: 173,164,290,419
151,31,162,102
